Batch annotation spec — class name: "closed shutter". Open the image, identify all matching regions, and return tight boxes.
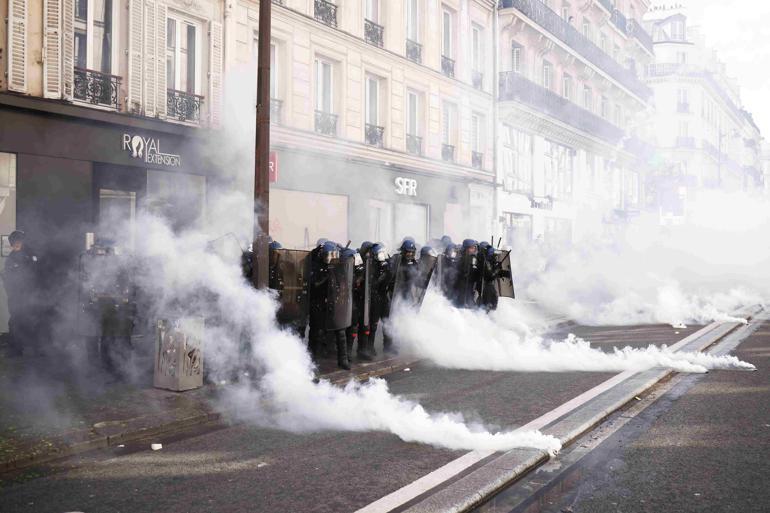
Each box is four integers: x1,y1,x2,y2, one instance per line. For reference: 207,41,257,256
155,3,168,118
208,21,223,127
61,0,74,99
7,0,28,93
127,0,144,113
143,0,158,117
43,0,62,98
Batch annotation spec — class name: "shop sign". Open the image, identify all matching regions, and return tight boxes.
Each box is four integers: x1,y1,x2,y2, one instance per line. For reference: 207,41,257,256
530,196,554,210
395,177,417,196
123,134,182,168
269,151,278,182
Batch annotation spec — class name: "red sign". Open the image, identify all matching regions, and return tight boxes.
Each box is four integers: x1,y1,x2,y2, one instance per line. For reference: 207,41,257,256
269,151,278,183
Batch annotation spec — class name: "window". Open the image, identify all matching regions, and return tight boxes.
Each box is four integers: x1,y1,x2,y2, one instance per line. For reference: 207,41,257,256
0,152,17,332
442,101,456,145
562,74,573,101
442,8,453,58
671,20,685,41
600,32,608,53
270,43,277,99
167,15,201,94
511,42,522,73
542,61,553,90
501,125,533,193
613,44,620,61
406,0,419,41
74,0,115,74
471,25,483,72
503,213,533,247
406,90,419,136
315,58,333,112
561,5,570,21
365,75,380,126
582,20,591,42
471,113,483,153
365,0,379,23
583,85,592,111
600,95,609,118
677,88,688,105
544,141,573,200
614,104,623,126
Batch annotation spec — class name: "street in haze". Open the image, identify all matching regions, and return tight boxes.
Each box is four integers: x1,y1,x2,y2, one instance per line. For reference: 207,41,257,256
2,0,770,512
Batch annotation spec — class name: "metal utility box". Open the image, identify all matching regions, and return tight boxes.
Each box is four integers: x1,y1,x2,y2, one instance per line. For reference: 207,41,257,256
153,318,204,392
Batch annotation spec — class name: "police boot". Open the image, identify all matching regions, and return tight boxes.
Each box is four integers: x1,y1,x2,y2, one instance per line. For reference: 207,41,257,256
358,330,373,361
346,336,354,367
336,332,351,371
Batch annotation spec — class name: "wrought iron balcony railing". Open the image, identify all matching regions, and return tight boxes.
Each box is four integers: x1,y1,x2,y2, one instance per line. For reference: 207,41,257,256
272,0,284,5
499,71,624,144
498,0,651,100
675,136,695,148
406,39,422,63
365,123,385,147
677,102,690,113
167,89,203,123
73,68,121,110
270,98,283,123
315,110,338,136
472,71,484,90
441,143,455,162
406,134,422,156
365,19,384,48
441,55,455,78
596,0,613,14
628,19,653,53
610,8,628,36
472,151,484,170
314,0,337,28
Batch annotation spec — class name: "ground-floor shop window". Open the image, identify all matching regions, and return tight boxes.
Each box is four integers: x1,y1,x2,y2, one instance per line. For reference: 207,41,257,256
394,203,428,247
146,170,206,233
269,189,348,250
0,152,17,332
503,212,532,247
369,199,394,248
98,189,136,251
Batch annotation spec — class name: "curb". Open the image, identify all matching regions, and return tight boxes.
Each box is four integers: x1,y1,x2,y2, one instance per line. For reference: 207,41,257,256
399,310,762,513
0,357,419,475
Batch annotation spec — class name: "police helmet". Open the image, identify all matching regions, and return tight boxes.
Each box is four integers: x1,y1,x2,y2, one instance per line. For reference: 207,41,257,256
269,241,283,251
8,230,25,245
401,236,416,246
321,241,339,264
400,239,417,252
440,235,453,247
316,238,329,248
444,244,459,260
359,241,373,257
371,243,389,263
462,239,479,255
420,246,438,259
340,248,357,261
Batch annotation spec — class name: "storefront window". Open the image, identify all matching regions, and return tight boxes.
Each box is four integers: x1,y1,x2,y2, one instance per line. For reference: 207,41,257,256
369,199,394,248
98,189,136,251
501,125,533,193
147,170,206,233
0,152,17,332
503,212,532,247
394,203,428,247
544,141,573,200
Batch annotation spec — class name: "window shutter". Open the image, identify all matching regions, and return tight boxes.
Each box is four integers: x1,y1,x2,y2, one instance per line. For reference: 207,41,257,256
127,0,144,113
61,0,74,99
208,20,224,128
43,0,62,98
7,0,28,93
143,0,158,117
155,3,168,118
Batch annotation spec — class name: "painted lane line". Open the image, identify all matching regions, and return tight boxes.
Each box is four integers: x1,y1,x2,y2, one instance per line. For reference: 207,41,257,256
354,320,726,513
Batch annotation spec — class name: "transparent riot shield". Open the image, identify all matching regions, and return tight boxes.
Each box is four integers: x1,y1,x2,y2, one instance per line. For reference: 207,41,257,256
273,249,310,327
326,257,354,331
412,253,438,309
496,250,515,299
362,254,374,326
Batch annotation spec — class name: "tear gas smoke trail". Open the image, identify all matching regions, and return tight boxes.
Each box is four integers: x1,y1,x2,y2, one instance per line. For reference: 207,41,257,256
389,293,756,374
129,212,560,454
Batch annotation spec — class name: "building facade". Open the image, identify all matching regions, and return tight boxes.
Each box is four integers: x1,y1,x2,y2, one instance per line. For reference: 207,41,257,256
643,5,764,219
229,0,498,250
0,0,225,329
495,0,655,247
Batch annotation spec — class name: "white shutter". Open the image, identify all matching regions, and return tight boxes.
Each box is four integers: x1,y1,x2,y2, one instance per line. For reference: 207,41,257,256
61,0,74,99
7,0,28,93
143,0,158,117
155,3,168,118
43,0,62,98
208,21,224,127
127,0,144,113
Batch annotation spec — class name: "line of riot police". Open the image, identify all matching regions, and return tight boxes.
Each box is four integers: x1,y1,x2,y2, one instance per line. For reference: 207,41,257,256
245,235,514,371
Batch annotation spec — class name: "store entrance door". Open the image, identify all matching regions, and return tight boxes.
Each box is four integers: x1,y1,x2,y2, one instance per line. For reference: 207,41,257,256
93,164,146,253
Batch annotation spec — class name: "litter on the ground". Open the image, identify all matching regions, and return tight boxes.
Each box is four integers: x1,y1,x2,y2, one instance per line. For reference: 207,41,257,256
151,443,163,451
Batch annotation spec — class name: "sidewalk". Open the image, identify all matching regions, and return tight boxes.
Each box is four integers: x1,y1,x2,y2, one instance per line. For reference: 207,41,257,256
0,344,416,474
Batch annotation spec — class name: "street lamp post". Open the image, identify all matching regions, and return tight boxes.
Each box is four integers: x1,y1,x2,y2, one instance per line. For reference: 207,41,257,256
252,0,272,290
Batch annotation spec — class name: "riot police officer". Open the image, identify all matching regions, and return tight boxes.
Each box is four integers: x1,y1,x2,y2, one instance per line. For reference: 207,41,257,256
2,230,40,357
268,240,284,290
346,249,370,361
479,245,513,311
382,239,419,354
367,243,391,358
307,239,330,360
453,239,482,309
439,243,461,303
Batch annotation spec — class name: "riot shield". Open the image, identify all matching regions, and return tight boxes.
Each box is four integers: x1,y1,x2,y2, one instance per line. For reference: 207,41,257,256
362,254,374,326
273,249,310,327
432,254,444,290
412,253,438,309
495,250,515,299
389,255,407,304
326,257,354,331
456,253,480,308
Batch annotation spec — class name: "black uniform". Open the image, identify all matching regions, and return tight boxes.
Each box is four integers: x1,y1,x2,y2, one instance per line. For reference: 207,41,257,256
3,246,40,356
453,240,482,309
346,252,370,361
367,244,391,358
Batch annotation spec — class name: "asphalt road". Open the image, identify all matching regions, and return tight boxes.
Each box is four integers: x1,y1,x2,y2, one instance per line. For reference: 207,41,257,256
0,324,704,513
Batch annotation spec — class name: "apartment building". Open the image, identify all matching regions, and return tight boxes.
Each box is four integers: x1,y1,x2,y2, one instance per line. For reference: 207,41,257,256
496,0,655,246
0,0,224,328
229,0,498,249
643,5,763,219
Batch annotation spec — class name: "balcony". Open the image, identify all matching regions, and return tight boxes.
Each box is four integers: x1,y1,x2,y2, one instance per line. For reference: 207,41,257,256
406,134,422,155
472,71,484,90
628,19,654,54
675,136,695,148
677,102,690,113
364,19,384,48
610,9,628,36
272,0,284,4
406,39,422,63
472,151,484,170
441,55,455,78
365,123,385,147
166,89,203,123
595,0,613,14
270,98,282,123
315,110,338,136
314,0,337,28
73,68,121,110
499,71,624,144
498,0,651,100
441,143,455,162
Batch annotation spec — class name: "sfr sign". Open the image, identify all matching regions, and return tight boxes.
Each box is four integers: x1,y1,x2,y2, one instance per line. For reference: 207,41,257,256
395,177,417,196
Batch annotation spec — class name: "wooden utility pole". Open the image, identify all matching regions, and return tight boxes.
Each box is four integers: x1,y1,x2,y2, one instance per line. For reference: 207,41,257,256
252,0,272,289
